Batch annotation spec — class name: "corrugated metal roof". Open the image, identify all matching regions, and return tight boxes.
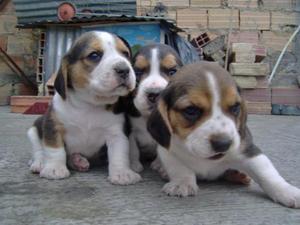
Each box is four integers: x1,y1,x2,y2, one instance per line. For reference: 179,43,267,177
16,13,181,32
13,0,136,24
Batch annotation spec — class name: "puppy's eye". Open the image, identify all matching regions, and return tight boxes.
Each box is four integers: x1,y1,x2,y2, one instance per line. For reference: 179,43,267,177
167,68,177,76
134,68,144,77
229,102,241,116
182,106,203,122
122,51,130,58
87,52,102,62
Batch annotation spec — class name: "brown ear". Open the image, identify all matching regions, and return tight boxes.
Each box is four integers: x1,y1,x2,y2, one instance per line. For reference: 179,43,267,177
54,58,68,100
238,98,248,139
147,100,172,149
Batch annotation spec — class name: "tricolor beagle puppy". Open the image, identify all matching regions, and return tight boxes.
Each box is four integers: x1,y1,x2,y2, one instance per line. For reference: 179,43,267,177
147,61,300,208
27,31,141,185
128,44,183,174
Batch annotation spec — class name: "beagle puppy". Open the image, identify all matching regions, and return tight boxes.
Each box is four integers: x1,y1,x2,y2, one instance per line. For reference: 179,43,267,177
27,31,141,185
128,44,183,174
147,61,300,208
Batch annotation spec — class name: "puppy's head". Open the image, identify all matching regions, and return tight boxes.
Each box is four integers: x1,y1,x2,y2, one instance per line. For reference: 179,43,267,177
147,62,247,160
132,44,183,117
54,31,135,105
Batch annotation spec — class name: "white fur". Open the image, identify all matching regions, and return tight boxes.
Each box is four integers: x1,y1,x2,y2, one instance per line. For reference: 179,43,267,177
28,31,141,184
133,48,168,117
157,71,300,208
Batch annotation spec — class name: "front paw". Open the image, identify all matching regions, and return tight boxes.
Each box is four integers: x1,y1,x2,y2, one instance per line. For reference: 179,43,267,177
130,161,144,173
162,179,199,197
150,159,168,180
40,163,70,179
108,168,142,185
269,184,300,208
29,159,44,173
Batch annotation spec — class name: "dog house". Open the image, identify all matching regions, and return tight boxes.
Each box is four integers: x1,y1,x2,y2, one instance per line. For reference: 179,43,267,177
11,0,198,113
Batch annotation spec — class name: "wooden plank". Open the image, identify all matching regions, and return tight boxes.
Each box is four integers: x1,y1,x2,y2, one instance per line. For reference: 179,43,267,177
234,76,257,88
10,96,52,106
233,52,256,63
241,88,271,102
272,88,300,105
246,101,271,115
229,63,269,76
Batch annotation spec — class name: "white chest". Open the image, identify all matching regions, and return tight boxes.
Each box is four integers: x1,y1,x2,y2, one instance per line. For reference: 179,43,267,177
53,95,124,157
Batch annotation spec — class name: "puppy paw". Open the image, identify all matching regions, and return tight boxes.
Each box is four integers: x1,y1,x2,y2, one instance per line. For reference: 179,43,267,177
68,153,90,172
162,179,199,197
150,159,168,180
108,169,142,185
130,161,144,173
223,169,251,185
269,184,300,208
29,159,44,173
40,163,70,179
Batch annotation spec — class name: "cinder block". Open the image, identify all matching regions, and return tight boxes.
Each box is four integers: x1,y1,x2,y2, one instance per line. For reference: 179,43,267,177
177,8,207,29
190,0,221,7
229,31,259,45
271,11,300,30
159,0,189,7
246,102,271,115
233,76,257,88
0,15,17,34
7,34,35,55
208,9,239,29
229,63,270,76
240,10,270,30
228,0,257,8
261,31,293,51
261,0,294,10
233,52,256,63
232,43,254,53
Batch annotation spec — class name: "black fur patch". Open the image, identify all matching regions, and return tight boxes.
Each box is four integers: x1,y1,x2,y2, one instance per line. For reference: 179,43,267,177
54,67,67,100
147,108,171,149
244,143,262,158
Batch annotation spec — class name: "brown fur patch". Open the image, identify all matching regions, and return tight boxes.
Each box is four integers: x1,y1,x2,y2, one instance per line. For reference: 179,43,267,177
116,38,130,58
161,54,177,69
42,107,65,148
69,63,90,89
134,55,149,70
168,88,212,140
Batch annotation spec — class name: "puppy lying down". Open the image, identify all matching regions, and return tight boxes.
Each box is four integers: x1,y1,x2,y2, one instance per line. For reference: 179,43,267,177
147,61,300,208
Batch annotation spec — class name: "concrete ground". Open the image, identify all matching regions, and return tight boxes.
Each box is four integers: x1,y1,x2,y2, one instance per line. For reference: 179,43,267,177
0,106,300,225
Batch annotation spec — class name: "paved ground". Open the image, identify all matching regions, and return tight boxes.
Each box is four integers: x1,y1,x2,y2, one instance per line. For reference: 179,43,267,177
0,106,300,225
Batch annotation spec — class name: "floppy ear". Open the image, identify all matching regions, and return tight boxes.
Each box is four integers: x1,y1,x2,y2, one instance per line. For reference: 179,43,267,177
54,57,68,100
238,98,248,139
147,99,172,149
117,35,132,58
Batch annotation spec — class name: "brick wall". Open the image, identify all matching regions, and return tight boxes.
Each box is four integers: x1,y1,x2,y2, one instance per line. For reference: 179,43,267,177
136,0,300,53
0,0,37,105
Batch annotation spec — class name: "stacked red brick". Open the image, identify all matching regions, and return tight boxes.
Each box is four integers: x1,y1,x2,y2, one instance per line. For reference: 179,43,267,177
229,43,271,114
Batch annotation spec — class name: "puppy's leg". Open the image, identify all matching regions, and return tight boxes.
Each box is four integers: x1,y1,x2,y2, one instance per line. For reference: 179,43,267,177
150,156,168,180
240,152,300,208
158,147,198,197
223,169,251,185
68,153,90,172
107,131,141,185
27,126,44,173
129,134,143,173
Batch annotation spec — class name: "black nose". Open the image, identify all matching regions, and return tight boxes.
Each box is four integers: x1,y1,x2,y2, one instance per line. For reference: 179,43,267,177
114,65,130,80
147,92,160,104
210,135,232,153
